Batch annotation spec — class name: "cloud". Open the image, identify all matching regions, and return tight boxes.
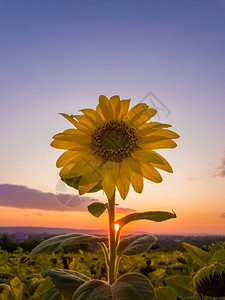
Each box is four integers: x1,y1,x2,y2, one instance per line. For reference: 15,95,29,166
214,151,225,177
0,184,136,214
221,213,225,218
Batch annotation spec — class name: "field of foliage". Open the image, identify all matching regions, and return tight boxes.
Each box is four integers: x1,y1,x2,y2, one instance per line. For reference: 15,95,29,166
1,240,225,299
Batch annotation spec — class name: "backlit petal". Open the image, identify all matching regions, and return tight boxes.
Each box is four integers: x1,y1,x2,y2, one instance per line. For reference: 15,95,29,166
140,162,162,183
131,149,165,165
117,99,130,121
78,173,101,195
116,161,130,200
110,95,121,120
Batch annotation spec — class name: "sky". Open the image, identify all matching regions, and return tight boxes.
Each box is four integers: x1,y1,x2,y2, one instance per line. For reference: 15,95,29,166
0,0,225,235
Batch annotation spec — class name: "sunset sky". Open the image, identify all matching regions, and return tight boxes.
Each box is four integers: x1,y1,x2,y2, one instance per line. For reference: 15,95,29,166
1,0,225,235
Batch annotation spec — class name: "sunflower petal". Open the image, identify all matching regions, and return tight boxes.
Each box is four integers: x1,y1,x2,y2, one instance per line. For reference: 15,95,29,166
116,162,130,199
110,95,121,120
137,122,172,137
125,103,148,123
52,132,91,144
50,140,84,150
80,109,103,125
139,139,177,150
78,173,101,195
131,108,157,128
101,161,118,199
117,99,130,121
124,157,143,193
59,113,78,127
151,151,173,173
98,95,113,121
150,129,180,139
60,155,101,178
140,162,162,183
131,150,165,165
56,150,84,168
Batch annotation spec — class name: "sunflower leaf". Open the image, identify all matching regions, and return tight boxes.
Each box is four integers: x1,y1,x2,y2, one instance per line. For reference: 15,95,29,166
116,211,176,229
27,234,107,257
213,249,225,264
72,273,155,300
117,234,157,256
47,268,90,299
164,275,195,300
155,286,178,300
182,243,212,266
88,202,107,218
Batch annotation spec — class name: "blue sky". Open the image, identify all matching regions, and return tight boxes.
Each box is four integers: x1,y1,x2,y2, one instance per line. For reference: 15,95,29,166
0,0,225,233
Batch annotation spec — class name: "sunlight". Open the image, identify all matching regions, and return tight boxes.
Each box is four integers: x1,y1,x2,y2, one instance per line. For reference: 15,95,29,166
115,223,119,232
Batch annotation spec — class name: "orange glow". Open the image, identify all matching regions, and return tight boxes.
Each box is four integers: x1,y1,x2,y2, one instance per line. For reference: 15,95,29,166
1,205,225,235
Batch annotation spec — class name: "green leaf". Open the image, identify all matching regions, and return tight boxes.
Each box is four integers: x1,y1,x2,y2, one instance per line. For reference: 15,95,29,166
117,234,157,256
72,273,155,300
28,234,107,257
182,242,212,266
0,284,15,300
213,249,225,264
61,177,102,193
116,211,176,229
32,277,63,300
47,269,90,299
164,275,195,300
209,243,223,255
10,277,24,300
155,286,177,300
88,202,107,218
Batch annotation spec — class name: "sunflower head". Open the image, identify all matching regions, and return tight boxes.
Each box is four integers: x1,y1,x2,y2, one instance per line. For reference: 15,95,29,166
193,264,225,297
51,95,179,199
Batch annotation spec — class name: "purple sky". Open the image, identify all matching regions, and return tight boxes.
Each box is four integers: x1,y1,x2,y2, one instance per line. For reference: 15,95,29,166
0,0,225,233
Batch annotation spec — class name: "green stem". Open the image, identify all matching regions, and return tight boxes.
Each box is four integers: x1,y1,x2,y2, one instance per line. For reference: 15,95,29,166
98,242,110,266
108,191,116,285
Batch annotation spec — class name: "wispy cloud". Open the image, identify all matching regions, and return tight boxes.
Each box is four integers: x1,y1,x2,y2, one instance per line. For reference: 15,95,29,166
0,184,136,214
214,151,225,177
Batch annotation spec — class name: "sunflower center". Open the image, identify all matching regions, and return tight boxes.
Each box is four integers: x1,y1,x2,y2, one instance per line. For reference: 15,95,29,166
90,120,138,162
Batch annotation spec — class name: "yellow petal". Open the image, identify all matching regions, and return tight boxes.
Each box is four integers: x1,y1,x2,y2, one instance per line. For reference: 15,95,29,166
59,114,93,134
138,135,170,145
124,157,143,193
100,161,118,199
131,149,165,165
60,155,102,178
56,150,84,168
53,132,91,144
125,103,148,123
75,114,97,129
136,122,172,137
139,139,177,150
59,113,78,127
78,173,101,195
116,161,130,199
80,108,104,125
117,99,130,121
150,129,180,139
140,162,162,183
131,108,157,128
98,95,113,121
151,151,173,173
109,95,120,120
51,140,85,150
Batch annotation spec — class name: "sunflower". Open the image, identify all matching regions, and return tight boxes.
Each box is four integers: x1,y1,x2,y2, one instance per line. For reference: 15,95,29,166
194,264,225,297
51,95,179,200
